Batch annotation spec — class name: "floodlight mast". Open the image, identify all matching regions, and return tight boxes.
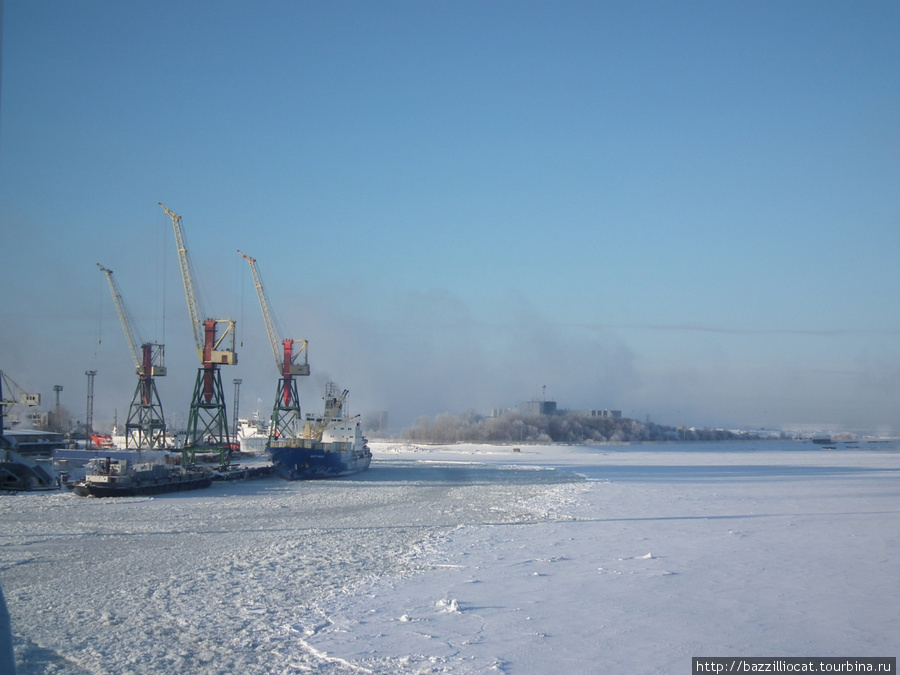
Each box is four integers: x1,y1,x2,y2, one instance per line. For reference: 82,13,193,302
160,203,236,468
96,263,167,449
238,250,309,441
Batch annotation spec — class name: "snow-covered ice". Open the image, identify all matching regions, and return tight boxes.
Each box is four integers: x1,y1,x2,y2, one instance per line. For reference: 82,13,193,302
1,440,898,673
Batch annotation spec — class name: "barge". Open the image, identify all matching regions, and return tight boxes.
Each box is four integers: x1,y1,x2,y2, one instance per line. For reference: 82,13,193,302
73,458,212,497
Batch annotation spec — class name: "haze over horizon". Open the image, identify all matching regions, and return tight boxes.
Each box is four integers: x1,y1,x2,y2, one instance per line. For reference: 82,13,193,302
2,2,899,435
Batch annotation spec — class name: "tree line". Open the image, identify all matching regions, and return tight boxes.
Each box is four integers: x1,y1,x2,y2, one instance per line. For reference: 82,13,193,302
397,410,761,444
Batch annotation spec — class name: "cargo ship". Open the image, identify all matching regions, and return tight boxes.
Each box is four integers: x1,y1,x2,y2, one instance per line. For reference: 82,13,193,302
267,383,372,480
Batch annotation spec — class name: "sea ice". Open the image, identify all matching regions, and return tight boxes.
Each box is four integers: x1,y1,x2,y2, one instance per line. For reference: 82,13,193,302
1,439,897,673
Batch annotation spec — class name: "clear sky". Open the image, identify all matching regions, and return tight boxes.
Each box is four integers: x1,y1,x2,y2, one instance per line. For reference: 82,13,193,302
2,1,899,435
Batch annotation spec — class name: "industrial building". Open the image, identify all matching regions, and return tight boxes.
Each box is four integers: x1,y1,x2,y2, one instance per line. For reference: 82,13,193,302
492,399,622,420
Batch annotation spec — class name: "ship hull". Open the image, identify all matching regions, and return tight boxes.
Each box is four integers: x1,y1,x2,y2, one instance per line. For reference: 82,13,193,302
267,441,371,480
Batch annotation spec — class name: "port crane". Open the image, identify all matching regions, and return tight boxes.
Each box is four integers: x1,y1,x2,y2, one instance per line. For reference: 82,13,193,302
96,264,167,449
238,250,309,441
160,203,237,467
0,371,49,491
0,370,40,438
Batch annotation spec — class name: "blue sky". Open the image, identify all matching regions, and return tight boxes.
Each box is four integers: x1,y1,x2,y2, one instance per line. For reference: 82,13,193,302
2,1,899,434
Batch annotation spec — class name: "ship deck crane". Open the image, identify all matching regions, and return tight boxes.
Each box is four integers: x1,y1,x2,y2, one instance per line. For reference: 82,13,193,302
303,383,349,442
160,203,237,468
238,250,309,441
97,264,167,450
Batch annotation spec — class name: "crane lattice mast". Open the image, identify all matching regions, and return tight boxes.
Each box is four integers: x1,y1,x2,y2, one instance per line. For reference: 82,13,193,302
97,264,167,450
160,203,237,468
238,250,309,441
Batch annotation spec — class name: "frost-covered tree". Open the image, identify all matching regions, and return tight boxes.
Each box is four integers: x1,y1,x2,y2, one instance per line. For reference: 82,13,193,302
400,409,755,445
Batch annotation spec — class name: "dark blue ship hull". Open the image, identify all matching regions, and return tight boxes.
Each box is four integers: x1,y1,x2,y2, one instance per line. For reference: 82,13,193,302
267,441,372,480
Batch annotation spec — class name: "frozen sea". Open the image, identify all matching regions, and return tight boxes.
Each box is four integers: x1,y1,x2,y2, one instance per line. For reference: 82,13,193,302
1,439,898,674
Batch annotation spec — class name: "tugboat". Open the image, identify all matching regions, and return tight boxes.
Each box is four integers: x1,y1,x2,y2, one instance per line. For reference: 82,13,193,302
267,383,372,480
73,457,212,497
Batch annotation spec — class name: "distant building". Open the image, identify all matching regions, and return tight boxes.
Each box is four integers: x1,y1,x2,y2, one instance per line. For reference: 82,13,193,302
508,400,622,419
28,411,50,427
580,409,622,419
519,400,557,416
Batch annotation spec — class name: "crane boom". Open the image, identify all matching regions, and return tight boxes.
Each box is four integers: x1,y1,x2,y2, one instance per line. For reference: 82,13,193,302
160,203,236,366
238,250,309,377
238,250,281,369
97,264,142,373
160,203,204,352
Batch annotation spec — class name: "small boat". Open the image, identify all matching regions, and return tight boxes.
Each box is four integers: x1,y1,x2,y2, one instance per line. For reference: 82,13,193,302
235,414,269,455
811,435,832,445
73,457,212,497
267,383,372,480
